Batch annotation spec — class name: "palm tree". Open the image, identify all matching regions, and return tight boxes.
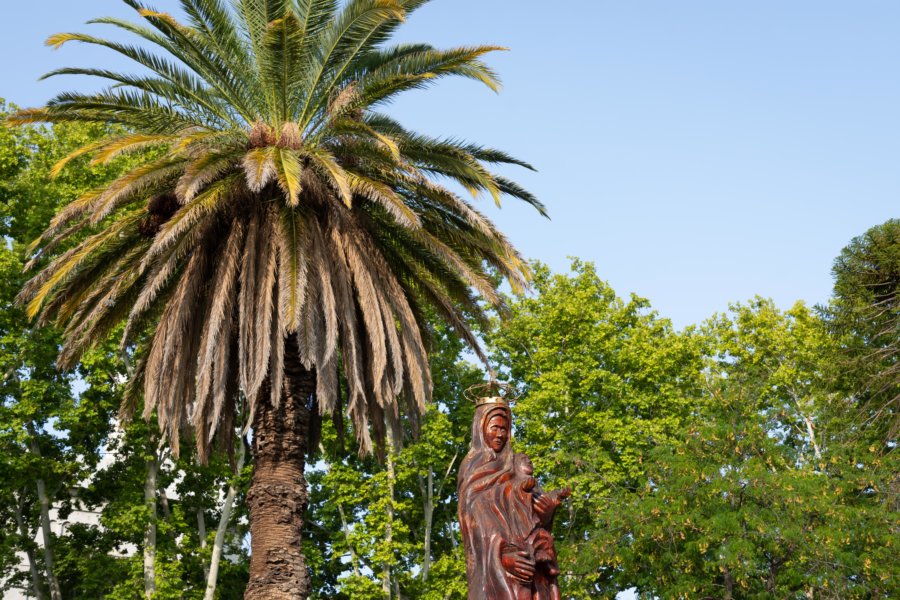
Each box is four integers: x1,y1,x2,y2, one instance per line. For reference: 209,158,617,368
11,1,543,597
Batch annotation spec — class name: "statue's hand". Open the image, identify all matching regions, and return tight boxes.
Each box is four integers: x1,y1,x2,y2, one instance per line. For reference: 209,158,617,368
555,487,572,501
500,543,535,584
533,492,560,521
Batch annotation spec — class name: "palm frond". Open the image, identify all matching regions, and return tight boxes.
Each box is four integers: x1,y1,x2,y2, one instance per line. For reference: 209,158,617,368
297,0,406,126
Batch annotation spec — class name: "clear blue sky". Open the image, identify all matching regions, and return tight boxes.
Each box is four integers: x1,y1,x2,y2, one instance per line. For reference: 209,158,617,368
2,1,897,328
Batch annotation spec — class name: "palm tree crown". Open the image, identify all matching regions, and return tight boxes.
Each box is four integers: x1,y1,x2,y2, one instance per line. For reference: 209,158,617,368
13,0,544,458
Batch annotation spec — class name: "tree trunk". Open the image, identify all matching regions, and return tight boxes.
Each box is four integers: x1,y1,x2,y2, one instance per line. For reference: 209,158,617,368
337,502,361,578
792,392,822,461
382,422,397,599
197,508,209,582
421,452,457,583
205,436,246,600
159,488,172,520
144,454,159,599
803,414,822,461
244,357,314,600
14,490,46,600
27,431,62,600
326,440,360,579
446,520,458,549
766,561,779,595
35,476,62,600
420,469,434,583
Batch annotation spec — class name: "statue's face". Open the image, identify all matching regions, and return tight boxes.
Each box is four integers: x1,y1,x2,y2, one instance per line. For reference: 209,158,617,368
484,414,509,453
516,454,534,475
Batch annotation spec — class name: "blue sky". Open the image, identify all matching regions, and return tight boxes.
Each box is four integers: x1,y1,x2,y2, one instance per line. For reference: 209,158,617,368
2,0,897,328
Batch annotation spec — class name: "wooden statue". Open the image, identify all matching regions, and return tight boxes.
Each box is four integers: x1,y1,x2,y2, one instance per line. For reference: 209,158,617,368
458,391,570,599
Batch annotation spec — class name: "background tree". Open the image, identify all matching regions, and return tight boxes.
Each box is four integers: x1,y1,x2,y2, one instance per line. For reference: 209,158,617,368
492,262,898,599
0,99,130,599
0,99,251,599
823,218,900,440
4,85,897,599
608,300,898,599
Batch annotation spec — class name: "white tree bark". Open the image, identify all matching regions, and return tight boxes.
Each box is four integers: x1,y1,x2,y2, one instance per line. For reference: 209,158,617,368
14,490,46,600
420,469,434,583
319,442,361,578
197,508,209,582
159,487,172,520
143,454,159,599
34,476,62,600
802,413,822,461
203,437,246,600
382,423,397,599
420,452,457,583
337,503,361,577
791,392,823,461
26,430,61,600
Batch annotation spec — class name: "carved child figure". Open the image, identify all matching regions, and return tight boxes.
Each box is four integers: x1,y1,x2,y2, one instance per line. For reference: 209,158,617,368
510,453,570,600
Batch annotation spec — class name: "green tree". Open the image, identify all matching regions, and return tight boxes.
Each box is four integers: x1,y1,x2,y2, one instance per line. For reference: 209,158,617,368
609,300,898,599
823,218,900,440
10,2,542,597
0,99,131,599
491,260,706,597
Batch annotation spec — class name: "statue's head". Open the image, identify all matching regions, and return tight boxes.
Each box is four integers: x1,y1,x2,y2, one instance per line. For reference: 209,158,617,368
467,398,513,458
482,411,509,453
514,453,534,476
514,453,537,492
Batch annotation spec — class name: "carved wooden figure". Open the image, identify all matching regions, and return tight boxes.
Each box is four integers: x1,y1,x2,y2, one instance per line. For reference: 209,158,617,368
458,394,570,599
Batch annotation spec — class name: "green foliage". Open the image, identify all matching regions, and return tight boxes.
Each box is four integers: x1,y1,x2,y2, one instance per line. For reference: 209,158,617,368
0,100,249,599
0,99,129,598
823,218,900,439
491,263,898,599
607,300,897,598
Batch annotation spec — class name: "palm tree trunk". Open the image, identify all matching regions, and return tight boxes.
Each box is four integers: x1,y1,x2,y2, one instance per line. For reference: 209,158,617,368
244,354,314,600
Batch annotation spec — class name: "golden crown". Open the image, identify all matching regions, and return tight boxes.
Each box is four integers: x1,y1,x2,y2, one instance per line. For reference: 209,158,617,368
474,396,509,407
464,381,517,408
